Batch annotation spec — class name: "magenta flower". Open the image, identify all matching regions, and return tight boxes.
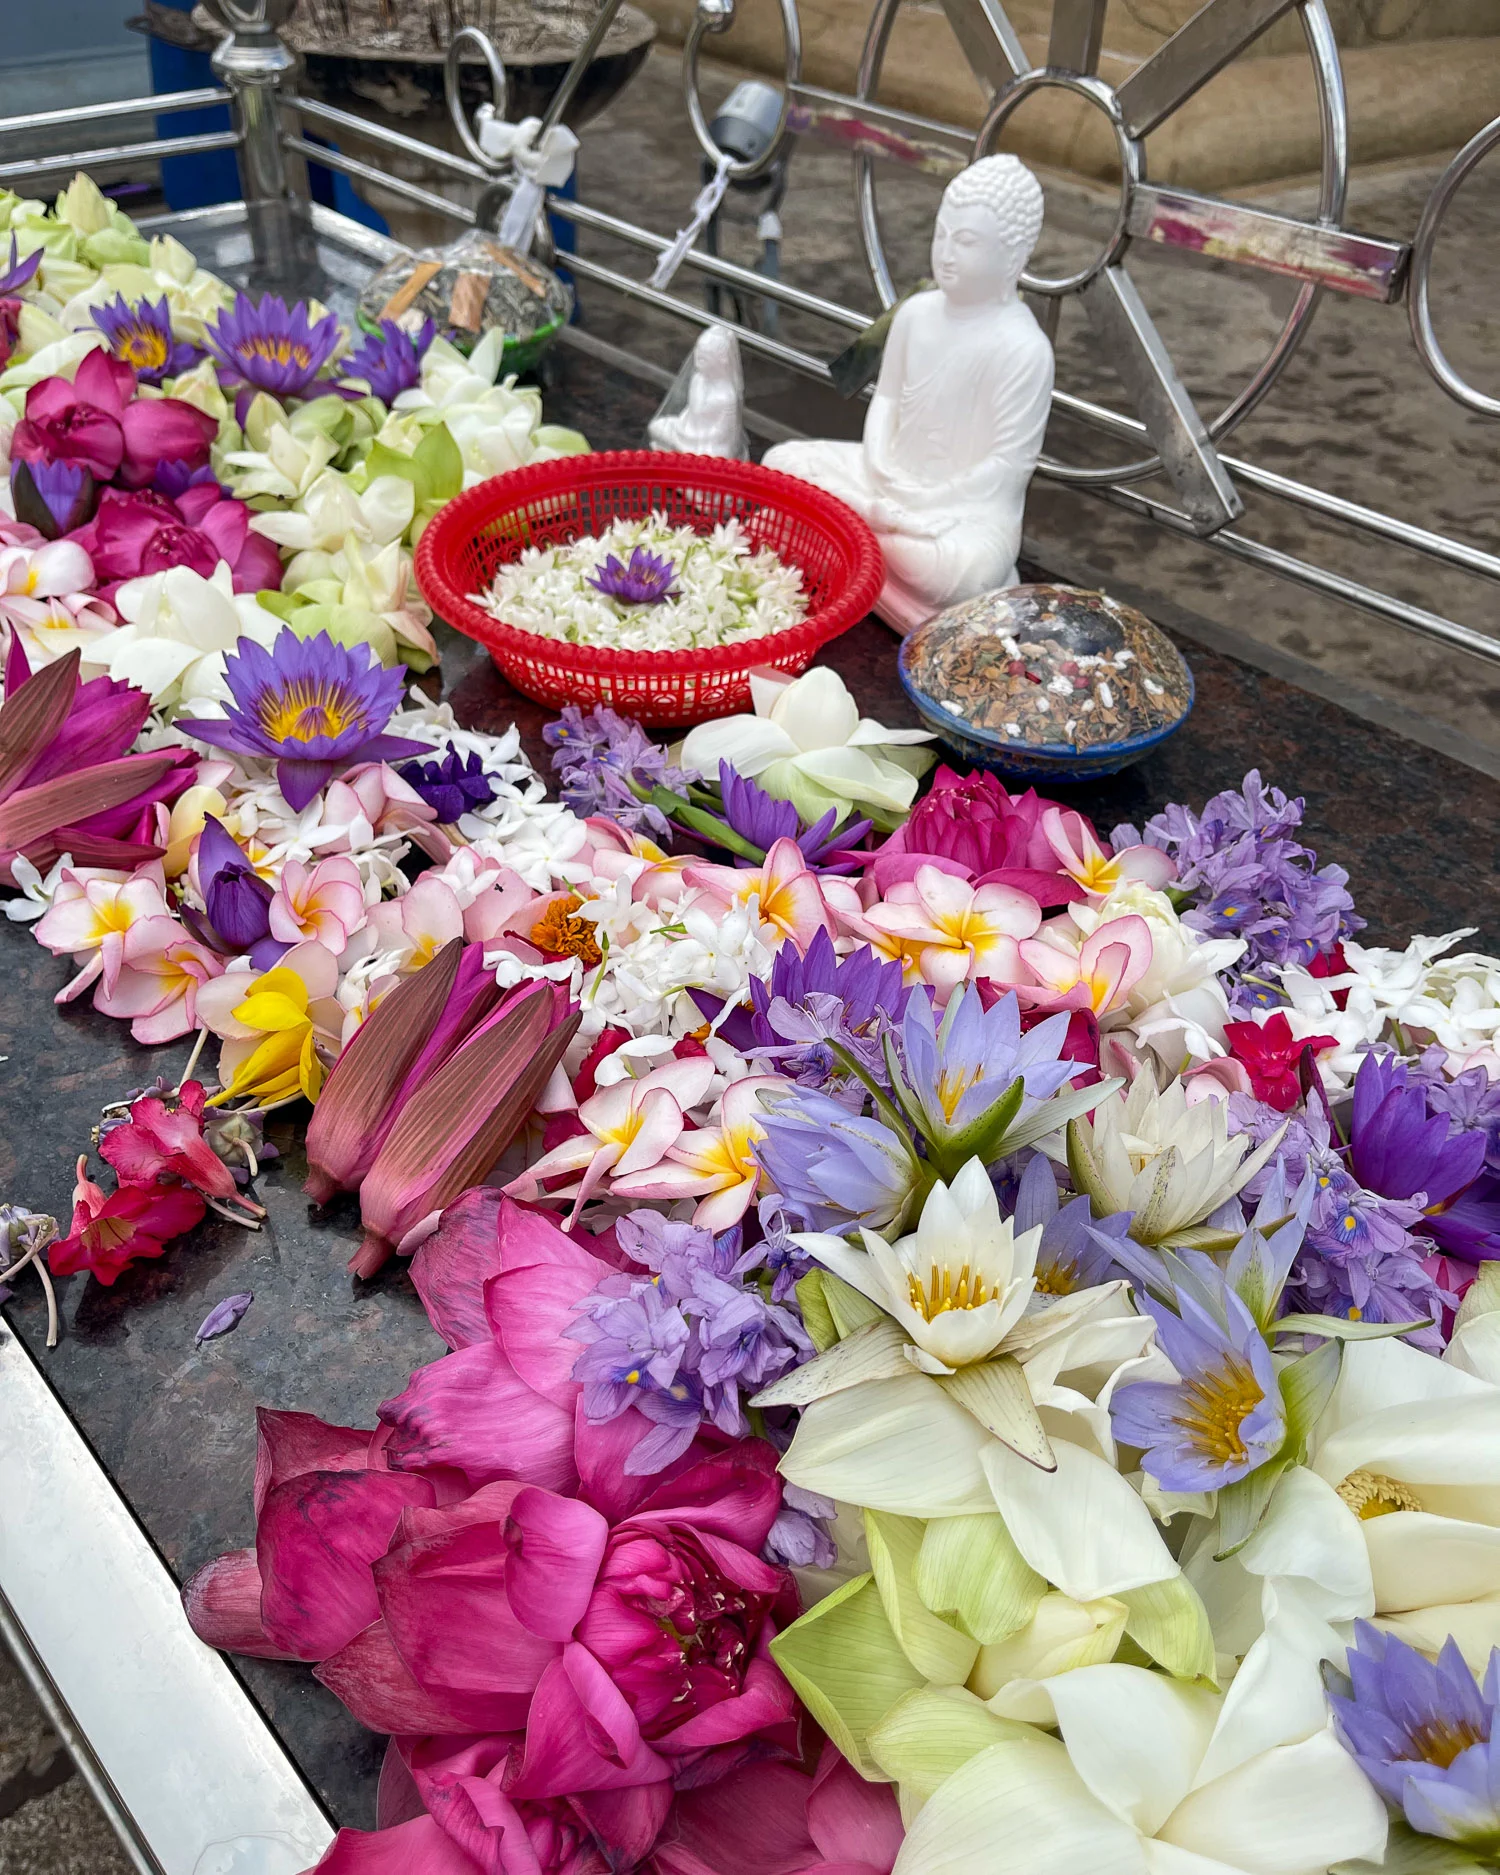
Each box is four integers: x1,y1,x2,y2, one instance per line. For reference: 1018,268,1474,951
205,292,341,400
588,546,677,606
73,485,282,598
339,316,434,405
50,1154,205,1287
12,350,129,481
91,293,204,385
874,763,1082,905
176,630,427,810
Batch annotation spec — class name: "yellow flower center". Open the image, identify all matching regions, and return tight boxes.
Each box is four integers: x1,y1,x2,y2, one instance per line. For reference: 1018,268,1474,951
531,895,602,967
934,1066,980,1123
258,682,360,746
1336,1469,1423,1520
118,325,170,370
1174,1357,1263,1465
907,1261,993,1320
244,335,312,368
1034,1258,1081,1297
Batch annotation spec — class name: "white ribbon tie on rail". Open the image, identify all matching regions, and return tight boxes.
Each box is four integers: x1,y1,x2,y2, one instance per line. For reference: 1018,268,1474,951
476,108,580,253
648,155,733,291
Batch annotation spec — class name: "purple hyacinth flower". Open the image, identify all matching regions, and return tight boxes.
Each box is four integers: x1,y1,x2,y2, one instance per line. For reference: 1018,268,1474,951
198,813,275,956
204,292,342,400
10,457,95,539
1330,1623,1500,1851
195,1292,254,1345
340,317,434,404
1110,1276,1285,1492
91,293,204,385
543,702,697,840
764,1483,838,1570
395,741,496,824
587,544,677,606
175,630,428,811
0,236,42,298
899,983,1080,1150
754,1087,917,1236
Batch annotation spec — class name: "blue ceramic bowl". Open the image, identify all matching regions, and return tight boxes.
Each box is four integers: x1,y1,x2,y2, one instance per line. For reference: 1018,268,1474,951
897,585,1195,784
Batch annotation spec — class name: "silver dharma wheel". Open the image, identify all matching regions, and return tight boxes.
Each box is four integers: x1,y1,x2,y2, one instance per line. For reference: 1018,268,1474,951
850,0,1409,533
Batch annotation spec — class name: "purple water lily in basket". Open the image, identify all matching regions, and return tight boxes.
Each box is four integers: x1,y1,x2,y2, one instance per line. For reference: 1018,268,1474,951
92,294,204,385
1330,1623,1500,1852
205,292,342,400
588,544,677,605
340,317,434,404
175,630,427,811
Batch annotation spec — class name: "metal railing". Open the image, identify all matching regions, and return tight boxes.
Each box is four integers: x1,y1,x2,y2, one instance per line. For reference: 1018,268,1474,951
0,0,1497,669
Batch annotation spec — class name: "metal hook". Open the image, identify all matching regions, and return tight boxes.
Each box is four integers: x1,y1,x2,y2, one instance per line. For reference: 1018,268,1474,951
682,0,801,183
445,25,511,174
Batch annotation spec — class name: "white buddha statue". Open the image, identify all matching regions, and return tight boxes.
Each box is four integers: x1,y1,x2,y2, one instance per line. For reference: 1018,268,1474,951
764,155,1054,634
648,325,747,458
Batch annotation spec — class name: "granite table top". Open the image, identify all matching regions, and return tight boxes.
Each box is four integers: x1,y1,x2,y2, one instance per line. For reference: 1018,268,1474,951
2,342,1498,1830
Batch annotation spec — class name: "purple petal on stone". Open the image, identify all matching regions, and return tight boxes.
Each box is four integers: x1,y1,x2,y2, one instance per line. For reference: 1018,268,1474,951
195,1291,254,1344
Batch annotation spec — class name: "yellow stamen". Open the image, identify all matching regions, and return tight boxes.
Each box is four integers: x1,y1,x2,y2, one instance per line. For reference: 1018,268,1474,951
906,1261,991,1321
531,895,602,967
1336,1470,1423,1520
118,326,170,370
259,680,360,746
1174,1358,1263,1465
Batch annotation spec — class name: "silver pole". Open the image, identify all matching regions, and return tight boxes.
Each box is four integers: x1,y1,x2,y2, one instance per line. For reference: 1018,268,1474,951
202,0,304,287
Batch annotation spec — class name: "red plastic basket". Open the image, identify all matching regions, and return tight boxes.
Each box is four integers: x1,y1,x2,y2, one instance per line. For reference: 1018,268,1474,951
414,450,884,726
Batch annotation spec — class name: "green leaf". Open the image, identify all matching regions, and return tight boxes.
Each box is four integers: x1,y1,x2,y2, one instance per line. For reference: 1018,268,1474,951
868,1687,1034,1812
865,1510,979,1685
915,1513,1045,1645
750,1317,912,1409
938,1357,1055,1471
769,1573,923,1778
931,1079,1024,1182
796,1268,839,1353
823,1270,887,1341
1273,1312,1430,1342
1117,1575,1218,1685
1213,1456,1292,1560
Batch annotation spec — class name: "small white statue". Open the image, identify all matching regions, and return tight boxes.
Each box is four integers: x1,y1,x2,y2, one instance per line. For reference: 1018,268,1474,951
648,325,747,459
763,155,1054,634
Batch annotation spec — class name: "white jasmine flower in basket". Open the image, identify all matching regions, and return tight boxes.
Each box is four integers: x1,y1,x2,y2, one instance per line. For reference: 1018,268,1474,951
473,511,808,652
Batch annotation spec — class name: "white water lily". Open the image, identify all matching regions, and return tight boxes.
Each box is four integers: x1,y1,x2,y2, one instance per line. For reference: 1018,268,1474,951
223,418,340,504
881,1639,1386,1875
390,332,586,486
92,562,280,713
798,1159,1042,1373
1067,1073,1284,1246
679,665,935,828
1186,1326,1500,1675
1069,881,1244,1066
250,468,414,557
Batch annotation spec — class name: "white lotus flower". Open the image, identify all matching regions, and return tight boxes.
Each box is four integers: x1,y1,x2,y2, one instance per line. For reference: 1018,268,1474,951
1067,1073,1284,1245
679,665,934,827
223,420,339,503
250,468,414,556
799,1160,1042,1373
390,334,585,487
884,1643,1385,1875
93,562,280,713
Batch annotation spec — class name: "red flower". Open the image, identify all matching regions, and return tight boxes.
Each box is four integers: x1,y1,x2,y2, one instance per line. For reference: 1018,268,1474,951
49,1155,205,1285
1224,1012,1338,1111
98,1079,240,1200
1307,941,1352,1010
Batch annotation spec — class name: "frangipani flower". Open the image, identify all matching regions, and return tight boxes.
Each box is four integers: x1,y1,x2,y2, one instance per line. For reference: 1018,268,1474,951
685,837,835,950
1014,914,1154,1017
196,941,345,1109
613,1075,785,1231
1042,805,1177,897
90,912,223,1043
857,866,1042,994
1072,881,1244,1067
0,537,115,666
680,666,935,831
795,1158,1041,1374
1068,1074,1285,1247
32,860,168,1001
267,854,367,953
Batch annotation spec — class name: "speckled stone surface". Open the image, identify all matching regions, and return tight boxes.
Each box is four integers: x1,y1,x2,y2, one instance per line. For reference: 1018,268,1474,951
2,340,1498,1831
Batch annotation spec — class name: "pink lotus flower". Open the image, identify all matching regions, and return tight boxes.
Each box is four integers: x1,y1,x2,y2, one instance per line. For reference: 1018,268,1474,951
875,765,1082,905
0,641,199,882
32,861,170,1002
611,1076,783,1231
1014,914,1154,1018
183,1200,807,1808
91,912,224,1042
854,864,1042,996
50,1153,205,1286
685,839,834,950
505,1056,717,1222
72,484,283,598
1042,806,1177,898
12,348,217,491
268,855,366,952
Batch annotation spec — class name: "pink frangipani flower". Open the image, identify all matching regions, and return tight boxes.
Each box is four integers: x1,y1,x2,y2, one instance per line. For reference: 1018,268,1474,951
856,863,1042,996
90,913,223,1043
1014,914,1155,1017
685,837,834,950
1042,805,1177,898
269,855,367,952
611,1075,783,1231
32,862,169,1002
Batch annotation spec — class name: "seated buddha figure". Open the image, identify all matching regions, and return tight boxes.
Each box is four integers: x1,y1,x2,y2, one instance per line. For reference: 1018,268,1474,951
764,154,1054,634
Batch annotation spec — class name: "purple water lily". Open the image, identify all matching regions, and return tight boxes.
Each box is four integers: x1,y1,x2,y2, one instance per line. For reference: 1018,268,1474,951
340,317,434,404
719,761,873,871
1349,1052,1499,1262
10,457,95,538
748,926,908,1089
205,293,342,400
0,237,42,297
196,813,281,964
588,544,677,605
176,630,427,811
1110,1269,1285,1492
1330,1623,1500,1852
899,983,1079,1150
396,742,496,824
754,1087,917,1237
92,294,204,385
1010,1151,1129,1295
